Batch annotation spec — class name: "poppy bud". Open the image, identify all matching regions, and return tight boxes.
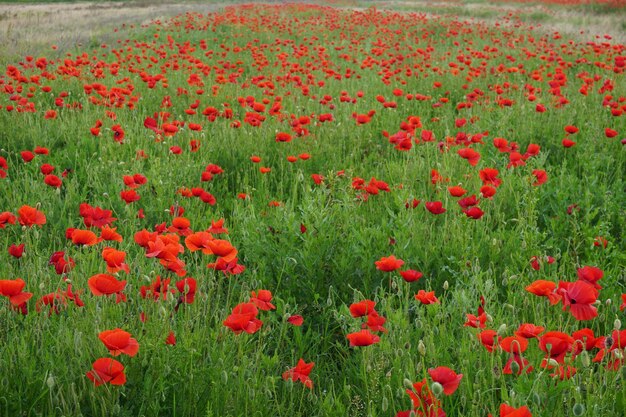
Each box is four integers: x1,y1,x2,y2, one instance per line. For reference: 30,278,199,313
580,350,590,367
431,382,443,397
221,370,228,384
606,299,612,306
548,358,560,368
572,404,585,416
46,375,55,388
403,378,414,390
418,340,426,356
381,397,388,412
443,281,449,290
497,324,507,335
614,319,621,330
509,361,520,375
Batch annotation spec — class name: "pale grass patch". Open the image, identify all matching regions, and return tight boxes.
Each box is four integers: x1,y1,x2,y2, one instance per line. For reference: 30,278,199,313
0,2,227,61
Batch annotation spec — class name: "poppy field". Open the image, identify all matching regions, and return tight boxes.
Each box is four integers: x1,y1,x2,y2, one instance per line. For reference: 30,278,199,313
0,2,625,416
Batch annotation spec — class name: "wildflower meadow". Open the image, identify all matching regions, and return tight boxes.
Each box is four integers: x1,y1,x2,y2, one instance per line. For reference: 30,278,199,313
0,1,625,416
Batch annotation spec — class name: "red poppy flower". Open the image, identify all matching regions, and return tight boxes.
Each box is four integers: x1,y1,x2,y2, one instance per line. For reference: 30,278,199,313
572,328,604,354
44,174,62,188
0,212,17,228
400,269,423,283
287,315,304,326
88,274,127,303
364,311,387,333
477,329,499,352
525,280,560,305
140,276,172,300
415,290,439,305
346,329,380,347
21,151,35,163
428,366,463,395
223,302,263,334
558,280,598,321
250,289,276,311
479,168,501,187
98,329,139,357
425,201,446,215
498,403,532,417
206,239,238,262
515,323,544,339
71,229,101,246
463,207,484,219
86,358,126,386
100,226,123,242
80,203,116,228
349,300,377,317
102,247,129,274
405,378,441,414
282,359,314,389
375,255,404,272
457,147,480,166
175,277,197,305
531,169,548,186
562,138,576,148
17,205,46,227
208,218,228,234
8,243,25,258
120,189,140,204
576,266,603,289
539,331,574,365
165,331,177,345
168,217,192,236
49,251,75,275
448,186,467,197
0,278,33,307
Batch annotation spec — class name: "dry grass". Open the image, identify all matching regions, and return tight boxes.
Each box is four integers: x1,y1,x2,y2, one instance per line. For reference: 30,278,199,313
0,2,228,61
368,0,626,43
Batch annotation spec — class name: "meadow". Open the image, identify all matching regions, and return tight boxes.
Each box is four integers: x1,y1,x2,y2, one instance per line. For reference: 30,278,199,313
0,1,625,416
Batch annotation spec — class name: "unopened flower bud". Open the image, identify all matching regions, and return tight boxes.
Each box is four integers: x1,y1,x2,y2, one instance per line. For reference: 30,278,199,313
548,358,560,368
431,382,443,397
510,361,520,375
580,350,590,367
572,404,585,416
418,340,426,356
614,319,621,330
443,281,449,290
497,324,507,335
403,378,414,390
